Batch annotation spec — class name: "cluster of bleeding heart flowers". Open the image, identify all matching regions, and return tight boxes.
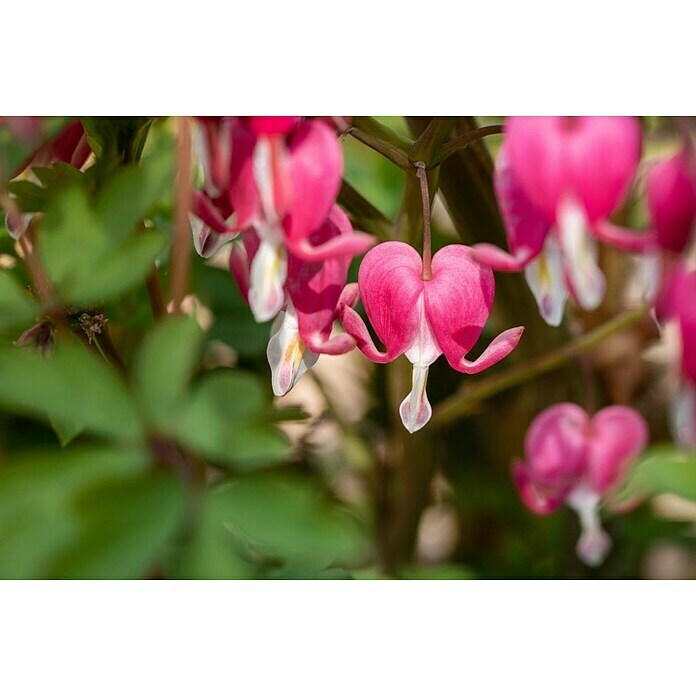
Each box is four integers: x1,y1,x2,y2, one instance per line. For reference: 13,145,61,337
3,116,693,568
191,115,696,566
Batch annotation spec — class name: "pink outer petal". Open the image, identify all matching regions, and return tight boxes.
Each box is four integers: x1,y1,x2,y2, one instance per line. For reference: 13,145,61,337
565,117,641,222
228,230,261,304
674,269,696,385
586,406,649,495
523,403,589,497
590,220,656,253
287,201,375,262
512,460,566,515
505,117,567,222
227,121,260,230
472,145,551,271
229,242,251,303
342,241,424,363
423,244,515,370
457,326,524,374
647,149,696,254
248,117,300,136
283,120,343,244
506,117,641,223
288,231,375,262
286,209,354,355
337,282,359,311
193,190,230,235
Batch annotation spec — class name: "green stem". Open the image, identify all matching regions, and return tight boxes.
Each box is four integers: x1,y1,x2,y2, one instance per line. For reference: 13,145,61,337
347,125,411,171
431,124,503,167
431,306,649,429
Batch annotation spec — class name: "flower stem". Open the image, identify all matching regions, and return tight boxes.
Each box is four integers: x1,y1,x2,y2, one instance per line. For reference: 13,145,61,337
431,124,504,167
414,162,432,280
430,306,649,429
170,116,193,314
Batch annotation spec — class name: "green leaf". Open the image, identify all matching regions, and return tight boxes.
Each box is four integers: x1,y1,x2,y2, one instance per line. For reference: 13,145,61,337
47,472,185,579
213,475,368,568
38,185,166,305
0,117,72,180
49,413,84,447
96,141,174,242
0,270,38,333
0,445,148,579
174,371,289,469
0,336,143,442
134,315,203,429
620,445,696,502
171,495,254,580
38,187,110,294
67,229,165,305
195,264,270,358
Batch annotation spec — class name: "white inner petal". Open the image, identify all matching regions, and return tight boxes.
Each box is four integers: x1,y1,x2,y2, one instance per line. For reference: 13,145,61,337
253,138,279,224
248,237,287,323
523,235,568,327
670,385,696,449
400,296,440,433
558,200,606,311
266,304,318,397
566,486,612,567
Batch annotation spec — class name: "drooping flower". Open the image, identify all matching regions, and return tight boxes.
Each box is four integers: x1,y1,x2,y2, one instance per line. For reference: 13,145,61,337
513,403,649,566
654,263,696,447
230,205,372,396
472,117,645,326
190,116,371,322
639,146,696,301
341,241,524,433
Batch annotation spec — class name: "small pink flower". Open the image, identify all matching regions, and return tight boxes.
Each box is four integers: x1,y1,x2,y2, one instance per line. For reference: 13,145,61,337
230,205,372,396
190,116,369,322
473,117,643,325
655,263,696,447
514,403,649,566
638,147,696,302
341,241,524,432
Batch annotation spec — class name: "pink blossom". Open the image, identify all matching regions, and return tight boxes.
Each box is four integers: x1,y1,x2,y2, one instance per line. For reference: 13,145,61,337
191,116,371,322
655,264,696,447
513,403,649,566
638,147,696,302
341,241,524,433
472,117,644,325
230,205,373,396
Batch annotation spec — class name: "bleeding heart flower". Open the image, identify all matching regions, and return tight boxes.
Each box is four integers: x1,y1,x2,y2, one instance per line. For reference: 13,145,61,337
472,117,644,325
190,116,365,322
655,263,696,447
341,241,524,433
638,147,696,303
230,205,374,396
513,402,649,566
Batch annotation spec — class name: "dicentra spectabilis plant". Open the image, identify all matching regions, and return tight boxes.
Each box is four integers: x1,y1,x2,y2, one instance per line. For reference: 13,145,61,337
3,115,696,581
190,116,374,395
230,204,368,395
341,241,523,432
513,403,649,566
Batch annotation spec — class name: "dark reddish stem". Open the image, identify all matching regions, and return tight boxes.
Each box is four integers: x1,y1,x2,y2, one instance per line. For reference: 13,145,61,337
414,162,432,281
170,117,193,314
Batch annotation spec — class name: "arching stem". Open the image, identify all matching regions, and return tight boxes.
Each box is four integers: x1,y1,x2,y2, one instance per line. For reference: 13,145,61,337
414,162,432,281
